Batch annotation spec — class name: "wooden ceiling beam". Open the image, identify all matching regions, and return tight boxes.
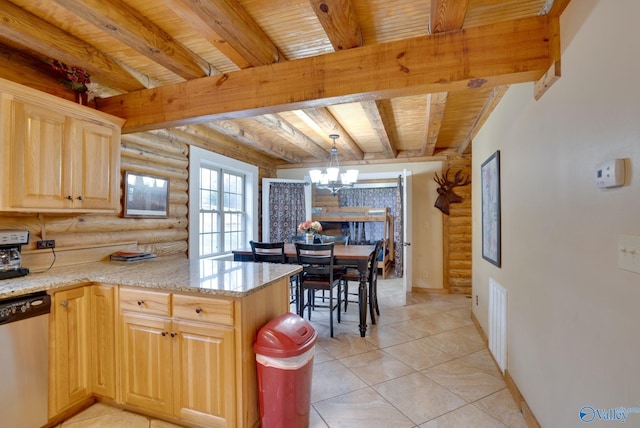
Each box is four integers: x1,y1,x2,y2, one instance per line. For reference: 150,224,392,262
297,108,364,160
425,0,468,154
0,43,74,101
429,0,469,33
457,85,509,155
361,101,397,158
0,0,143,92
161,126,278,171
161,0,249,69
51,0,213,79
204,119,303,163
162,0,282,67
309,0,363,50
534,16,561,100
96,15,554,132
422,92,448,156
251,114,329,161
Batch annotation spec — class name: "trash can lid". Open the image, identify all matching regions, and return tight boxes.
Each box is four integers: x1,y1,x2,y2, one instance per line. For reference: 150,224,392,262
254,312,317,358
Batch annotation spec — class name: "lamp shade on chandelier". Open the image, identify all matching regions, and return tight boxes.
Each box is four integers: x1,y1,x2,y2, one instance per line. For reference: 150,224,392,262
309,134,359,196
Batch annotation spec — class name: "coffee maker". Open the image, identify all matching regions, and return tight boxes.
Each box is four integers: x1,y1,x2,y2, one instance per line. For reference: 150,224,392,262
0,230,30,280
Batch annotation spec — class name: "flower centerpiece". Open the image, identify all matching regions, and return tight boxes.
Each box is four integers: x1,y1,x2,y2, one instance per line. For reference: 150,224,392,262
298,220,322,243
51,60,91,104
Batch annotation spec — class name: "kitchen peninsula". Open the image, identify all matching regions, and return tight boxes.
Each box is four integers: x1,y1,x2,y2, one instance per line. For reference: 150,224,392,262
0,256,300,428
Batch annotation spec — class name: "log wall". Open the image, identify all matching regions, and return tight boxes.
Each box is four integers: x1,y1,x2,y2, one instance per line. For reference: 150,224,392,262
442,157,472,294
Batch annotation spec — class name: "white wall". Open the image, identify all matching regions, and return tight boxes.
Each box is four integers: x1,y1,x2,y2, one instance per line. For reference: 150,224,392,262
278,161,445,289
472,1,640,426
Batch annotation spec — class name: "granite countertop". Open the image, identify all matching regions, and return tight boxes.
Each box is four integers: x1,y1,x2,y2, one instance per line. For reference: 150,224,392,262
0,256,302,300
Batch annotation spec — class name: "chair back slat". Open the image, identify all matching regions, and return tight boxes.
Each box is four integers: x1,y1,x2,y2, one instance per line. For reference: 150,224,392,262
250,241,286,264
295,242,337,279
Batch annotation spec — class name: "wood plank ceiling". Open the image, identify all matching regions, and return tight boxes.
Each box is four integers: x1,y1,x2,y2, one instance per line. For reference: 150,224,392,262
0,0,565,170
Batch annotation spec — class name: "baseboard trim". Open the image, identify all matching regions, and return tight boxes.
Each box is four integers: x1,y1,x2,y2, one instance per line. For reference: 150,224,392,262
470,310,488,345
470,311,541,428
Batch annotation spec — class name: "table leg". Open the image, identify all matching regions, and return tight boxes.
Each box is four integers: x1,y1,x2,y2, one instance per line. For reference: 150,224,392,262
358,269,368,337
297,272,304,317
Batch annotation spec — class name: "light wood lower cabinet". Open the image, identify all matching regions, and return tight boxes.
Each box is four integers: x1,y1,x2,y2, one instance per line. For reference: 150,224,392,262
173,320,235,427
49,287,91,417
48,277,290,427
120,312,174,414
119,287,237,427
90,284,116,399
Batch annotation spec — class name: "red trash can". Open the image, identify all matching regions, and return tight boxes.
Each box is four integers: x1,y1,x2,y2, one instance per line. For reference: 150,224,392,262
254,312,318,428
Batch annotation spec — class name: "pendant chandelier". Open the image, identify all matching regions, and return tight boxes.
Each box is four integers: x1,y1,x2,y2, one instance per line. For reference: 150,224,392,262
309,134,359,196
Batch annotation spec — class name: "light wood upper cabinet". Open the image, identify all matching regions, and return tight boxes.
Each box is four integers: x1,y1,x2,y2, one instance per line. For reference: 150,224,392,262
0,78,123,213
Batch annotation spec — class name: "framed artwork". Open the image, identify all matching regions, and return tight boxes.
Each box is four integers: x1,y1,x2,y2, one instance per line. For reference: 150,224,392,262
481,150,501,267
123,171,169,218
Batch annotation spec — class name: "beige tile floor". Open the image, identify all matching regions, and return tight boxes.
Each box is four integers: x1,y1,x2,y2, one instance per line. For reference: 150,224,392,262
59,275,527,427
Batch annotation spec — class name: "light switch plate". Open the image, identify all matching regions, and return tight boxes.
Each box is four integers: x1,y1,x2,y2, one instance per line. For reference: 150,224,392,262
618,235,640,274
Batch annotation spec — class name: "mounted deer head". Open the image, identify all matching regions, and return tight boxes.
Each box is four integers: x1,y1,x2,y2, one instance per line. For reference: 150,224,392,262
434,169,471,215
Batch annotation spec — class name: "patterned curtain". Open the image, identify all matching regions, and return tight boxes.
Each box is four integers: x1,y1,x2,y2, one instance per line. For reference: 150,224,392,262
338,183,404,277
269,182,306,243
394,176,404,277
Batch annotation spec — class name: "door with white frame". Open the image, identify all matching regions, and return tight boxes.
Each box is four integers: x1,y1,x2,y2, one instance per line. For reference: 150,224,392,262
263,172,411,306
402,169,412,304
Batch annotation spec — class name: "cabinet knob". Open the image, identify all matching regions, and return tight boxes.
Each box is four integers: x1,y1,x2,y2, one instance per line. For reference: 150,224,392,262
77,195,83,201
195,307,202,314
161,331,167,337
170,332,177,338
61,301,68,307
66,195,73,200
137,300,144,306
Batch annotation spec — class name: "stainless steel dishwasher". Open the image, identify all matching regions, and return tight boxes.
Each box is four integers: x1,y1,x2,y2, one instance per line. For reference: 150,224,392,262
0,291,51,428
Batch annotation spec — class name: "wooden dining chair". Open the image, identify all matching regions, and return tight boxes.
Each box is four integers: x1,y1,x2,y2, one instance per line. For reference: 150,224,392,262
341,240,384,324
249,240,286,263
295,242,343,337
249,240,298,310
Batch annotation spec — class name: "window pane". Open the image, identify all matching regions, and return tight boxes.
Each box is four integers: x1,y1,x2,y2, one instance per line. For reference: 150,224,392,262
199,167,246,256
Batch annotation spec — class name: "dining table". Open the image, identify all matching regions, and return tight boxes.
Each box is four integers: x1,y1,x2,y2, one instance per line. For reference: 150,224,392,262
232,243,376,337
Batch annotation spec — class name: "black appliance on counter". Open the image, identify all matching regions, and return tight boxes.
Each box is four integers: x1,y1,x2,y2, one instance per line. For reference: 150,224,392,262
0,230,29,280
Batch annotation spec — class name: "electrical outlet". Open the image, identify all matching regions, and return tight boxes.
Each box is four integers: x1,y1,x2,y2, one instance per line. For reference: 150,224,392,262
36,240,55,249
475,295,479,306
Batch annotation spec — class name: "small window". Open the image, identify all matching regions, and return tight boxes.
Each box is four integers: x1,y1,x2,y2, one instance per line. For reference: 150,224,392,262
189,147,257,259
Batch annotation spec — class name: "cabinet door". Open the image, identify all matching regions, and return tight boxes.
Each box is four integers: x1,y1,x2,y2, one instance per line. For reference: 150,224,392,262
9,100,73,209
120,313,173,415
49,287,91,417
72,120,120,210
90,284,116,399
173,320,236,428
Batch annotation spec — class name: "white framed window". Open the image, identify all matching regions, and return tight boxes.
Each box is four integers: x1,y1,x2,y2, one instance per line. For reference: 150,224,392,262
189,146,258,259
